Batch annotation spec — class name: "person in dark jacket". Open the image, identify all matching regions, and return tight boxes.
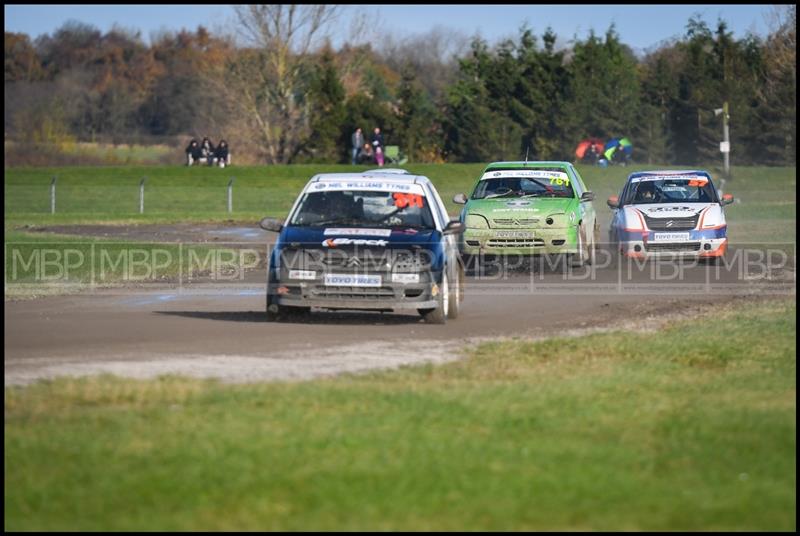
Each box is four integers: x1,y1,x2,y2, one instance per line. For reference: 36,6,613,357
371,127,385,166
214,139,230,167
185,139,201,166
613,144,628,166
200,137,215,165
358,142,374,164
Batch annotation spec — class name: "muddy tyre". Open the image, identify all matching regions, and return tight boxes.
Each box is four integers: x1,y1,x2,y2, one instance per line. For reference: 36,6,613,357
419,272,449,325
447,265,462,319
571,224,593,267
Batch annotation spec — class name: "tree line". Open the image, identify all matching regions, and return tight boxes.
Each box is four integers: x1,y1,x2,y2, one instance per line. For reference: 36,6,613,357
4,5,795,166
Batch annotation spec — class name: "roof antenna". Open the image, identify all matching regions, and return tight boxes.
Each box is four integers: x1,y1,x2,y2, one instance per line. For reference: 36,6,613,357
524,146,530,165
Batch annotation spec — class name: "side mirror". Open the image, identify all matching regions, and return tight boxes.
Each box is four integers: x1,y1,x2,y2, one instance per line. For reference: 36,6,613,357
607,195,619,209
581,191,595,202
721,193,734,206
259,217,283,232
452,193,468,205
443,220,466,235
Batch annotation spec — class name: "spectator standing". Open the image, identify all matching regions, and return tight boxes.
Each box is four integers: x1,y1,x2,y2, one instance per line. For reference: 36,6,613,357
371,127,385,166
185,139,201,166
351,128,364,165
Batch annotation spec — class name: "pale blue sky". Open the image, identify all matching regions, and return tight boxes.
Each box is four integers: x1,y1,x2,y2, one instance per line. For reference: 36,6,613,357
4,4,776,54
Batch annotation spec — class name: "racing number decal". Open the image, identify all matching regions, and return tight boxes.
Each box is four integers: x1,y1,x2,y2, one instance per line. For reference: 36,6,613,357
393,192,424,208
688,178,708,187
549,177,570,186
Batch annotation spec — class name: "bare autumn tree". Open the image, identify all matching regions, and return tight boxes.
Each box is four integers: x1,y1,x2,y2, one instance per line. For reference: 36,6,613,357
216,4,342,164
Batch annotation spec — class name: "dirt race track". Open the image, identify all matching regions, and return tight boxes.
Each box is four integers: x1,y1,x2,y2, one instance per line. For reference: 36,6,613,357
5,224,796,386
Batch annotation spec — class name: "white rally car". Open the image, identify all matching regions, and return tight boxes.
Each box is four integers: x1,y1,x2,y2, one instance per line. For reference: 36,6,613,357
607,170,734,261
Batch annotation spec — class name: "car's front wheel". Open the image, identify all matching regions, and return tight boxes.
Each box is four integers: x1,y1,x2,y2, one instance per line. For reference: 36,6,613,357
267,297,310,322
570,223,595,267
266,278,310,321
266,291,280,322
447,264,462,319
419,272,449,324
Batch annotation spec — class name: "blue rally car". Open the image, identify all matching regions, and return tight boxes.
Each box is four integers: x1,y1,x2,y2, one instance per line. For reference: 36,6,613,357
607,170,734,261
259,169,465,323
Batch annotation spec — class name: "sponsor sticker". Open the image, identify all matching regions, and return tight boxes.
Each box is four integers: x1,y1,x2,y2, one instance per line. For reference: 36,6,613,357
631,175,708,183
311,181,424,194
393,192,425,208
494,231,534,239
644,206,694,213
392,273,420,284
324,274,382,287
323,228,392,237
505,200,532,208
322,238,389,247
481,169,569,181
288,270,316,280
652,232,691,242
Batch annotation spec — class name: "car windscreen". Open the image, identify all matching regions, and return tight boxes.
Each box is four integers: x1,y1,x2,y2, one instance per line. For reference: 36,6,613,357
622,176,718,205
289,190,436,229
472,169,574,199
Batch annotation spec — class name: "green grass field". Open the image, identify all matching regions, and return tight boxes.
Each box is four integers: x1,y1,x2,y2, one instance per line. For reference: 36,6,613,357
4,297,795,531
5,163,796,242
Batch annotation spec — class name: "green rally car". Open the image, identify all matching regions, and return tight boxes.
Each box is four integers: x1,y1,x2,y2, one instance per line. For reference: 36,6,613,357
453,161,598,265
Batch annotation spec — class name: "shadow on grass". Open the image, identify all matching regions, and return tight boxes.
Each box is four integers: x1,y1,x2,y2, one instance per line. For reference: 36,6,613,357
154,309,423,325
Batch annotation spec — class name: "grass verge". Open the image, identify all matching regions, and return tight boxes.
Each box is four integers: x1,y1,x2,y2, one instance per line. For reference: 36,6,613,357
4,297,795,531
